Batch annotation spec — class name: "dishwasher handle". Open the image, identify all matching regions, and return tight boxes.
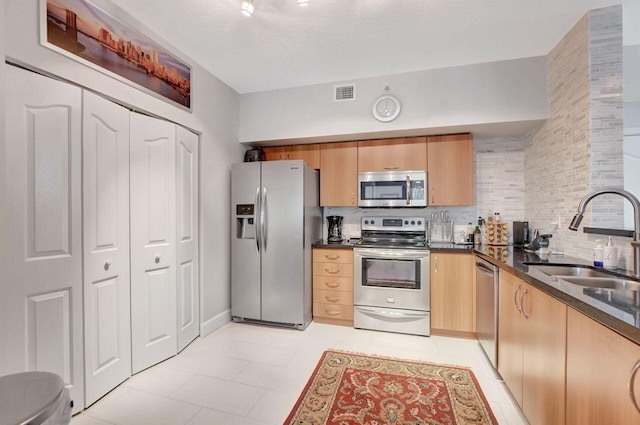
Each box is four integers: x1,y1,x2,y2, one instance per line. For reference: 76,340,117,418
475,262,495,276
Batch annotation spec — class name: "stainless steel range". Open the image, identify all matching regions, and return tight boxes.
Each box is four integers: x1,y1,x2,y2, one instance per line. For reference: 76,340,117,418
354,217,430,336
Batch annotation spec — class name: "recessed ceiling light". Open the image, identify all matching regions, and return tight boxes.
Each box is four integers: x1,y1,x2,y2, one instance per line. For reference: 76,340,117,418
298,0,310,6
241,0,254,16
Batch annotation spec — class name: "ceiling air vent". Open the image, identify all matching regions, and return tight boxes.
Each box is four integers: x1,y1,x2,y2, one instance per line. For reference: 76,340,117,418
333,83,356,102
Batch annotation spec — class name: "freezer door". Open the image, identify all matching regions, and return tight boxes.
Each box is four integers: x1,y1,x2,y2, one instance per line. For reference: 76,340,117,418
261,161,305,324
231,162,262,321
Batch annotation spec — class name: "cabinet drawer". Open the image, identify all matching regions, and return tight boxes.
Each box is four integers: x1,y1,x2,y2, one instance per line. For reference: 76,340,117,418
313,249,353,264
313,289,353,306
313,262,354,278
313,276,353,292
313,303,354,320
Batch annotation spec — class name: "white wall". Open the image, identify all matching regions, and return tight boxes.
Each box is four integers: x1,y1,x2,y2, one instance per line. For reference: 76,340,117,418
3,0,245,335
624,44,640,103
0,0,7,376
239,56,548,144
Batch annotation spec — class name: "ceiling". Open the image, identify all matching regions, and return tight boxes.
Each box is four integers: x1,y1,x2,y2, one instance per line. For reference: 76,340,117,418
108,0,639,94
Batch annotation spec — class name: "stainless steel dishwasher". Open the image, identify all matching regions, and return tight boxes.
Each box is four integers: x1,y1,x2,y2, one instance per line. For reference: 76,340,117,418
475,257,499,369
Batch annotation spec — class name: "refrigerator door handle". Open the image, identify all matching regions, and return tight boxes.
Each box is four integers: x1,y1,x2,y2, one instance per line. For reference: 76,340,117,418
262,186,268,251
255,186,261,254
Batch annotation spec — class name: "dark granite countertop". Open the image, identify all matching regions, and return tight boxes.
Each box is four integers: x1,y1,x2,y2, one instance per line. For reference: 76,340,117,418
475,246,640,346
311,240,640,345
312,240,359,249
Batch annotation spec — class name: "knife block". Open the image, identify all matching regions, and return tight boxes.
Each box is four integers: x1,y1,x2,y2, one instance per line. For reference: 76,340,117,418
486,222,508,246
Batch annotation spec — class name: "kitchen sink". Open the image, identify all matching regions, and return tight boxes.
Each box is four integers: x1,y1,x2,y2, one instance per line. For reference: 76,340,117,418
528,264,640,292
527,264,612,279
557,276,640,291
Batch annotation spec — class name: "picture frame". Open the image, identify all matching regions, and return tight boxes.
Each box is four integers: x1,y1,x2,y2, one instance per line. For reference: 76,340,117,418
40,0,192,111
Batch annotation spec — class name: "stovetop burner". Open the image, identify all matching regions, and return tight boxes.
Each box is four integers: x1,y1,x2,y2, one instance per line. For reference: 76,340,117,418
356,216,428,249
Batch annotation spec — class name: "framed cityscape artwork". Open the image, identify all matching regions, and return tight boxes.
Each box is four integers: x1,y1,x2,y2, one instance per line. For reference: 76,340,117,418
40,0,192,111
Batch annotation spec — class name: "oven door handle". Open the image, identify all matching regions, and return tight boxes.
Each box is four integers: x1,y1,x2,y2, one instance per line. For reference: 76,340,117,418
357,307,429,319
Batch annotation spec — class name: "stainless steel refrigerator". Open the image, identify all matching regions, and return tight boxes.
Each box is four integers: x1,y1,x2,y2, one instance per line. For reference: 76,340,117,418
231,160,321,329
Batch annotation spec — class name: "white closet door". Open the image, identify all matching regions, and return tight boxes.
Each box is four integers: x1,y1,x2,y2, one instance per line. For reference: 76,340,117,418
130,112,177,373
176,127,199,352
82,91,131,406
4,66,84,411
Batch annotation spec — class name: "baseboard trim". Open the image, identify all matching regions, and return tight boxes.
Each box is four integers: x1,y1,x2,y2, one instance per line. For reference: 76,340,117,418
431,328,477,339
200,309,231,337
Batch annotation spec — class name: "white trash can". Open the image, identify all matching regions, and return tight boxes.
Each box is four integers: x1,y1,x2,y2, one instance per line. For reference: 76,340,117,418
0,372,72,425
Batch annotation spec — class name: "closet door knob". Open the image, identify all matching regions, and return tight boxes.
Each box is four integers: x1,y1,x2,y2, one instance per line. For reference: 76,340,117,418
155,255,161,264
104,260,111,271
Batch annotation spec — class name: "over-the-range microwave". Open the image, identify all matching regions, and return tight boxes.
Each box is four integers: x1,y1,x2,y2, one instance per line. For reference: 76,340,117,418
358,170,427,207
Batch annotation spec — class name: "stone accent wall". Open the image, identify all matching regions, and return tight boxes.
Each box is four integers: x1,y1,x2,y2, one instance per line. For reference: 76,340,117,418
524,5,631,269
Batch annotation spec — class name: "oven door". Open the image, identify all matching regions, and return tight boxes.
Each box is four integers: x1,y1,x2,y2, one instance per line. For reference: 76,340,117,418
358,171,427,207
353,248,430,311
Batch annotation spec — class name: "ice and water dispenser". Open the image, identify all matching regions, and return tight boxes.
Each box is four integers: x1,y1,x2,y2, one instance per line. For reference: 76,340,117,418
236,204,255,240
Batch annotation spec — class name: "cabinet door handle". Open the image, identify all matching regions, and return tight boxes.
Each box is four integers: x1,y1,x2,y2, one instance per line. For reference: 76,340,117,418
434,255,438,274
352,190,355,206
325,296,340,303
324,282,340,289
514,285,522,314
325,268,340,274
431,188,435,204
324,254,340,260
325,308,341,317
383,166,399,170
520,289,530,319
630,359,640,414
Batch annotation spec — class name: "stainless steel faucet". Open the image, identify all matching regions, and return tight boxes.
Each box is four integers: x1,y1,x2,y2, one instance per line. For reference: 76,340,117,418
569,188,640,278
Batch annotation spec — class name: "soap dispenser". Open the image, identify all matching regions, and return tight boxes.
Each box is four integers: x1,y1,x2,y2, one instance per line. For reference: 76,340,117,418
593,240,604,268
603,236,618,269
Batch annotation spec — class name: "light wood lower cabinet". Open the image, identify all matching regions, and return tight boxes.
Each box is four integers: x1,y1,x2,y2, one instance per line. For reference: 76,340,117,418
498,271,567,425
313,248,354,326
430,253,474,334
566,307,640,425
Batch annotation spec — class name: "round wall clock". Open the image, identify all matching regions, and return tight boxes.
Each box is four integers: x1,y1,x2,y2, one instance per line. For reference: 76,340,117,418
372,95,401,122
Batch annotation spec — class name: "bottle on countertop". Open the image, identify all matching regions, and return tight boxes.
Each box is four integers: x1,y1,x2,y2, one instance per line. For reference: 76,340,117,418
494,212,501,222
474,221,482,246
593,239,604,268
603,236,618,269
467,222,474,244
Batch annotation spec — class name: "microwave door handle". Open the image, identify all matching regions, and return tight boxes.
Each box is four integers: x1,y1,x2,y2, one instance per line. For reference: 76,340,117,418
406,175,411,205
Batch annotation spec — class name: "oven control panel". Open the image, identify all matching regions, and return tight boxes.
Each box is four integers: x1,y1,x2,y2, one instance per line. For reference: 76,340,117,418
361,216,426,232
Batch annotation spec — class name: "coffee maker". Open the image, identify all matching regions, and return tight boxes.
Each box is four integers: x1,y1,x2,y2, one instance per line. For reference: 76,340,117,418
327,216,344,243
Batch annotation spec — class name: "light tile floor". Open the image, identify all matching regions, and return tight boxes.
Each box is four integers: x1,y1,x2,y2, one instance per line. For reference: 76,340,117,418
72,321,528,425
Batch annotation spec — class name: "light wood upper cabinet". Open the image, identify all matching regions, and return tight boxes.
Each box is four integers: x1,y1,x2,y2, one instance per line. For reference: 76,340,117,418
358,137,427,172
566,308,640,425
427,134,474,206
262,146,285,161
498,271,567,424
430,253,474,333
262,144,320,169
320,142,358,207
285,144,320,169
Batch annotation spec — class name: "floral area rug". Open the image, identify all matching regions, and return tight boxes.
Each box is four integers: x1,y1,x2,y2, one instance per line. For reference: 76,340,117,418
285,350,497,425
